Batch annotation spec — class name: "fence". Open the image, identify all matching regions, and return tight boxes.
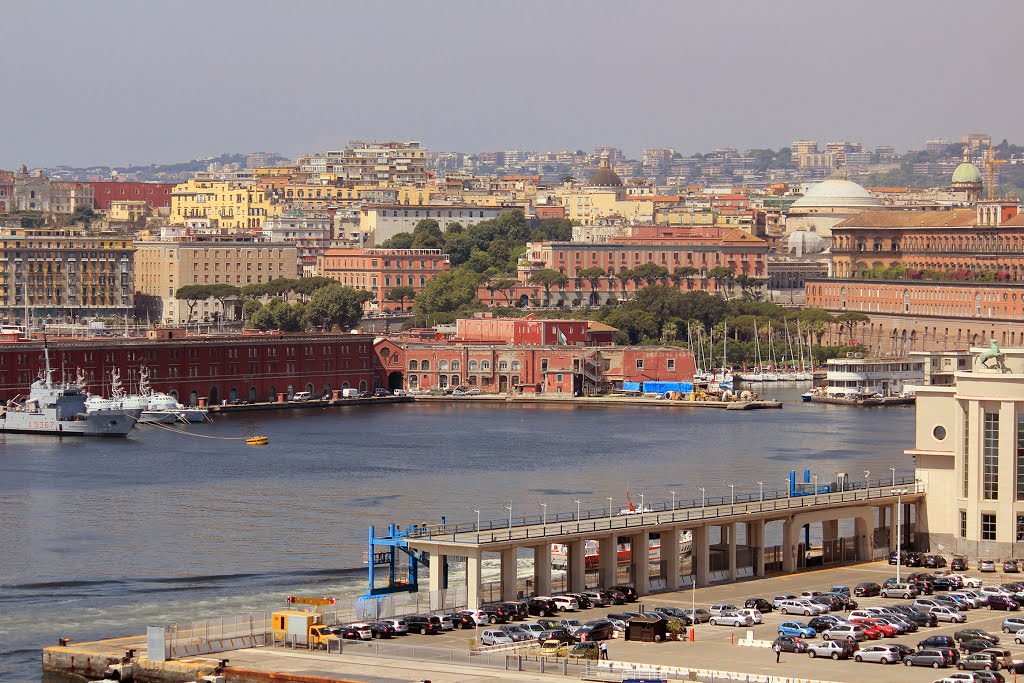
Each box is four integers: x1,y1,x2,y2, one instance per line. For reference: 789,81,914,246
583,660,842,683
148,611,271,662
353,586,467,621
319,639,582,676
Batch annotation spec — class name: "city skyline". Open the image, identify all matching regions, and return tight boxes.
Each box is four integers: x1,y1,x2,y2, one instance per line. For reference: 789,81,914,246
6,0,1020,168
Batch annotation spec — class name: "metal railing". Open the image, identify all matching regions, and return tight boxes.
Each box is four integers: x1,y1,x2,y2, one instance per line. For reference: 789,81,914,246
409,476,923,546
150,611,271,661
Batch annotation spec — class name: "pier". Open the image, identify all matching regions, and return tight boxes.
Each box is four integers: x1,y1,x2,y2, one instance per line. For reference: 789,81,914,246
391,475,921,608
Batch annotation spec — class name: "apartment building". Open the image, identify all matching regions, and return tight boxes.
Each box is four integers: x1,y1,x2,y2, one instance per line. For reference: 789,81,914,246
301,141,428,188
317,247,450,313
170,178,270,231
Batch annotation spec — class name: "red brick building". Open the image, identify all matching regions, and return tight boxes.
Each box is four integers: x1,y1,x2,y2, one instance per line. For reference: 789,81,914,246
534,204,566,220
454,314,616,346
398,343,694,395
88,181,175,211
0,332,382,404
317,247,451,313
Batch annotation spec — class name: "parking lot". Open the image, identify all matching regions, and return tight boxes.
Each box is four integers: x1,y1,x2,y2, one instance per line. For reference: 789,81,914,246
354,561,1024,683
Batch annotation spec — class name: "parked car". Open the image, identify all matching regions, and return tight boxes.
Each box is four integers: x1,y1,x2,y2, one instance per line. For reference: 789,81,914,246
772,635,809,653
602,589,627,605
518,622,546,638
581,591,607,607
956,629,999,645
989,596,1021,611
480,605,512,624
404,615,443,635
773,594,799,608
881,583,920,599
709,603,739,615
931,606,968,623
1001,617,1024,633
460,610,488,626
537,627,574,644
980,560,998,572
808,616,842,632
962,639,1000,654
933,577,957,591
609,585,638,602
528,598,558,617
958,652,1001,671
744,598,773,612
568,641,600,660
445,613,476,629
808,640,852,660
736,608,763,624
367,622,397,638
980,648,1014,669
559,618,584,634
564,593,592,610
830,585,852,596
903,649,949,668
926,555,949,569
855,644,904,664
574,620,615,641
951,556,969,571
654,606,693,624
709,611,754,627
480,629,514,646
501,601,528,620
381,618,409,634
538,639,569,657
822,624,867,642
499,625,533,642
682,608,712,623
332,623,372,640
855,582,882,597
779,621,817,638
1004,560,1021,573
778,599,820,616
920,636,958,651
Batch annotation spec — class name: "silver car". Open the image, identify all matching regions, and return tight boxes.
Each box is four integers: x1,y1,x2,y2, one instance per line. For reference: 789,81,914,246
854,644,903,664
807,640,851,660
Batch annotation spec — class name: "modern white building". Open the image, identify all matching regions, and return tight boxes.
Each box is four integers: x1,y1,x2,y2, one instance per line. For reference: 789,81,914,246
823,356,924,397
910,345,1024,559
261,211,333,276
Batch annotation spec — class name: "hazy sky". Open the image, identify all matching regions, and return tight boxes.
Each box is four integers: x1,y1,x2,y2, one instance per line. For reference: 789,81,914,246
5,0,1020,168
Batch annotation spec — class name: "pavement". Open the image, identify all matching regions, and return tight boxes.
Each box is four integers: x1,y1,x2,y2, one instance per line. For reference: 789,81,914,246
49,560,1024,683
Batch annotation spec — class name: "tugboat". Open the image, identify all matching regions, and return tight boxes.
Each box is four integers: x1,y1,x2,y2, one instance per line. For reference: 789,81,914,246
0,345,138,436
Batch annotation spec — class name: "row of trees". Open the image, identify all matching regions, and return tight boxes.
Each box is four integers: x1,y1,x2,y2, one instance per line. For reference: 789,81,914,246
242,285,373,332
858,264,1012,282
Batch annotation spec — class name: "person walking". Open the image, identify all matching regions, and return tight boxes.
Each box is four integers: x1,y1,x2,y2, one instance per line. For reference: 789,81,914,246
600,641,608,660
773,642,782,663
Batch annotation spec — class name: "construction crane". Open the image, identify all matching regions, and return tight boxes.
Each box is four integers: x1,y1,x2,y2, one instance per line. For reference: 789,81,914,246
984,143,1006,199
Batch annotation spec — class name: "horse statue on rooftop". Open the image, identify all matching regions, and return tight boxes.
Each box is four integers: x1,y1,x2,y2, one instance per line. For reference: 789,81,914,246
979,339,1008,372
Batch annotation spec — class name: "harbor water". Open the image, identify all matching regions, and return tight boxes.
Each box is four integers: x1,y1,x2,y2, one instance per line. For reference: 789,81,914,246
0,386,916,682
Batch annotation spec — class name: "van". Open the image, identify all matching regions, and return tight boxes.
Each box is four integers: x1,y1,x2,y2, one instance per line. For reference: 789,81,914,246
404,615,442,634
291,391,312,401
342,388,360,398
981,648,1014,669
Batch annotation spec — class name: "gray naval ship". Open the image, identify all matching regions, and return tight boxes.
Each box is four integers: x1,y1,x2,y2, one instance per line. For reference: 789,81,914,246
0,346,142,437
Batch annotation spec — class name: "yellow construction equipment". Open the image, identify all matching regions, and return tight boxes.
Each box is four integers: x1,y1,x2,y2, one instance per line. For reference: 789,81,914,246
984,143,1006,199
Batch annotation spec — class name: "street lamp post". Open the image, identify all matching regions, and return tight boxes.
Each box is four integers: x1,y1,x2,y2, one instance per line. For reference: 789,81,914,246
473,508,480,532
540,502,547,526
728,484,735,510
864,470,870,490
890,467,896,487
572,498,581,521
812,475,818,504
892,488,908,582
639,493,645,513
757,481,764,502
504,502,513,529
607,497,614,518
697,486,706,509
669,490,677,511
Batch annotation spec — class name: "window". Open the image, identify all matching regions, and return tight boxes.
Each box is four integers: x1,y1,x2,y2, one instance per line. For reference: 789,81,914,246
1018,515,1024,542
982,513,997,541
984,412,999,500
409,360,419,371
481,360,491,370
511,361,521,371
439,360,448,371
556,374,563,382
636,359,644,370
667,359,675,371
960,510,967,538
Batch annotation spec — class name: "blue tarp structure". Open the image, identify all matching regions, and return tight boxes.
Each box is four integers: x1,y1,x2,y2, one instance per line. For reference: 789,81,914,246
623,382,642,392
642,381,694,394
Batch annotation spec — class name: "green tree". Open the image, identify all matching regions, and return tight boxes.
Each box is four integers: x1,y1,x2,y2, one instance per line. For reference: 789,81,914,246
674,266,700,291
604,307,658,345
385,285,416,310
486,277,520,306
175,284,212,322
412,268,483,323
836,311,870,344
578,266,606,292
708,266,735,296
411,219,444,249
302,284,373,331
632,262,671,286
444,232,475,266
207,284,241,320
380,232,414,249
528,268,569,306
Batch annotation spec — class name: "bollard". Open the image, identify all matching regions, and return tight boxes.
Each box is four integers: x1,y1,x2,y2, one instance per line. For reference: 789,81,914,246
731,633,735,645
689,628,695,642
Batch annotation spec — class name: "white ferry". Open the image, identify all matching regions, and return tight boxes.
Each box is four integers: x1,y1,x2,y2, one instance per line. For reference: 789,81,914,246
818,354,924,399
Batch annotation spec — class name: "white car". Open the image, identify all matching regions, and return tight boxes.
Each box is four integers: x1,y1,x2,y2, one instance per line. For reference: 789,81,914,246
709,611,754,627
381,618,409,634
709,603,739,615
438,614,454,631
519,622,546,637
553,596,579,611
779,599,826,616
462,610,489,626
736,608,763,624
1014,629,1024,645
807,640,850,659
773,594,798,609
950,592,981,609
949,574,984,588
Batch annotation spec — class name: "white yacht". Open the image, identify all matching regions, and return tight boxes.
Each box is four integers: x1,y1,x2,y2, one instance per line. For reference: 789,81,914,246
821,355,924,398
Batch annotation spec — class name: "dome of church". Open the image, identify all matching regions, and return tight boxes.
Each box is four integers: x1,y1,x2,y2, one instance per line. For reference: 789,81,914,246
588,149,623,187
789,179,883,211
952,161,983,185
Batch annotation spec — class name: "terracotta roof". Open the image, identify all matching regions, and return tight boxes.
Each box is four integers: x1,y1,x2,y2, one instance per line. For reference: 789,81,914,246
834,209,976,229
1001,213,1024,227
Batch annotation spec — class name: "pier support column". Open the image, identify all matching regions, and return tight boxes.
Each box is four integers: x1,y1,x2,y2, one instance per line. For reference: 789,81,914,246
822,518,839,564
914,500,927,550
632,532,650,595
782,517,799,573
599,535,617,588
693,525,710,587
662,527,681,591
727,523,738,581
752,519,766,576
466,550,482,609
500,548,518,602
854,510,873,562
568,539,586,593
429,550,447,610
534,544,552,596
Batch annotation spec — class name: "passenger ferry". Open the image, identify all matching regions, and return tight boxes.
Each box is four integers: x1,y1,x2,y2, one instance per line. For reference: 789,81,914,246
815,354,924,400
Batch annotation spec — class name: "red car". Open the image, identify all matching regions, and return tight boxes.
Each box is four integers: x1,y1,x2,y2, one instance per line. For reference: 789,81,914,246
849,618,884,639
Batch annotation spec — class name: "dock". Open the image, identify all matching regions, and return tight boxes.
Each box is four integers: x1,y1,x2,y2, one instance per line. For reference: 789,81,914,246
208,395,413,413
413,394,783,409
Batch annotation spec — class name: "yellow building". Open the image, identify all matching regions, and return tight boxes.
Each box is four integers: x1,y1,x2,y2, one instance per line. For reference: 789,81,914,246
134,238,297,323
170,179,270,231
0,227,133,321
108,200,149,223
